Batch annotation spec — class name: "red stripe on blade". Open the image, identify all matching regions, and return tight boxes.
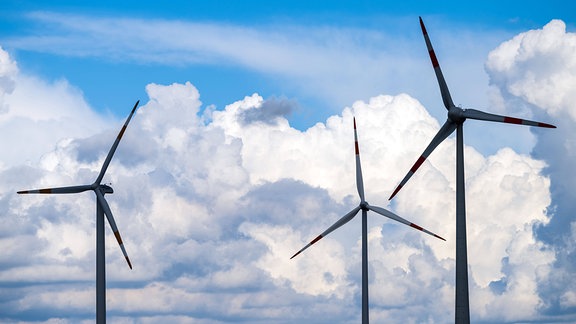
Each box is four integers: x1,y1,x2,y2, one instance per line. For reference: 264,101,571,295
429,50,439,68
538,122,556,128
114,231,123,244
290,251,301,259
410,223,424,231
411,156,426,173
355,142,359,155
435,234,446,241
39,189,52,194
419,17,427,35
503,117,522,125
389,184,403,200
117,126,127,139
310,235,323,245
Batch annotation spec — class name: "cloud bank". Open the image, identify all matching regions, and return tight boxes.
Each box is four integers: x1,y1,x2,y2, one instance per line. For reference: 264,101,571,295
486,19,576,318
0,19,574,323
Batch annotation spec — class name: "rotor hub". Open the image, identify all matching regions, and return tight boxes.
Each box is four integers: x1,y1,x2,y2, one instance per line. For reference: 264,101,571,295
448,107,466,124
360,201,369,211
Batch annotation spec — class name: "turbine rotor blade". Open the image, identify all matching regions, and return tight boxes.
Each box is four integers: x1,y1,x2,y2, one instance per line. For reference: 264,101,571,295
17,185,93,194
290,206,361,259
95,100,140,185
420,16,455,110
94,188,133,269
368,205,445,241
354,118,365,202
389,120,457,200
462,109,556,128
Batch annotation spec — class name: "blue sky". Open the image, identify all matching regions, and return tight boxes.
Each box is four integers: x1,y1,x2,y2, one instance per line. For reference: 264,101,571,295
1,0,574,131
1,1,576,323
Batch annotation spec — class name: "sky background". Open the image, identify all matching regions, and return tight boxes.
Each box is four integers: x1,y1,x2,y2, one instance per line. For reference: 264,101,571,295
0,0,575,323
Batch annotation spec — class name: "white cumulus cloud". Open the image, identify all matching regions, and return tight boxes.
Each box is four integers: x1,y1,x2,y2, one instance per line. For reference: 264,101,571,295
486,19,576,320
0,19,571,323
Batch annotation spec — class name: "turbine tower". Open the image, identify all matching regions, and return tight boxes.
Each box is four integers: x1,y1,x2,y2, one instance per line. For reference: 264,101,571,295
18,100,140,324
291,117,445,324
388,17,556,323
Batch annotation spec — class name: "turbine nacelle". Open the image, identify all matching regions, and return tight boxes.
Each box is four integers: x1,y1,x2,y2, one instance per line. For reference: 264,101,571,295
359,201,369,211
99,184,114,194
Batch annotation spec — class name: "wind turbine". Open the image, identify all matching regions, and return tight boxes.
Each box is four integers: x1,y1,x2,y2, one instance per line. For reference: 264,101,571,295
18,100,140,324
388,17,556,324
291,117,445,324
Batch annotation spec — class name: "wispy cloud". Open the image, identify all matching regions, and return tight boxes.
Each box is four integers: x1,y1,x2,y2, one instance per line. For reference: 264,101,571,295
4,11,507,120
